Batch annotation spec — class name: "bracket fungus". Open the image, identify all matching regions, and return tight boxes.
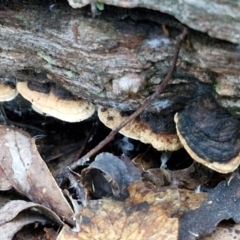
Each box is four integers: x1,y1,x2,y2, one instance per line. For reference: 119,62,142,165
0,83,18,102
98,107,182,151
174,94,240,173
17,81,95,122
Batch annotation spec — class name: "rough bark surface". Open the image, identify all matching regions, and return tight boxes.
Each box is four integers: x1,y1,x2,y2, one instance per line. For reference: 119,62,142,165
0,1,240,114
67,0,240,44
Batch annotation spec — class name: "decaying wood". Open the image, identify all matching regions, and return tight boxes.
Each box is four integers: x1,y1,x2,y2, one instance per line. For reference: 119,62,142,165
67,0,240,44
67,27,188,172
0,2,240,114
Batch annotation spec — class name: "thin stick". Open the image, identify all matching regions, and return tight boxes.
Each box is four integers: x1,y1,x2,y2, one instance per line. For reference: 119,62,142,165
59,27,188,177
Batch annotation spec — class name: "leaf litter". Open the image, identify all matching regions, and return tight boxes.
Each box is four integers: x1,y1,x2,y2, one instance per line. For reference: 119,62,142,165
0,125,73,220
57,181,180,240
0,200,63,239
179,175,240,240
81,152,141,199
0,27,238,240
1,114,238,240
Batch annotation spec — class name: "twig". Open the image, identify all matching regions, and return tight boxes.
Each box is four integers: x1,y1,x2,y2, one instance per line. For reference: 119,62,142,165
72,24,78,44
56,27,188,183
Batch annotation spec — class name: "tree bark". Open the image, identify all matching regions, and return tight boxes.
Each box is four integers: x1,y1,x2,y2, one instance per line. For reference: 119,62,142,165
0,1,240,114
68,0,240,44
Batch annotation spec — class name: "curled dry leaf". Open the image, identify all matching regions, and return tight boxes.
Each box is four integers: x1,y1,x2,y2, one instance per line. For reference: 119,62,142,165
0,200,64,240
82,152,136,199
120,154,142,182
0,213,47,240
0,200,63,226
57,181,179,240
0,126,74,219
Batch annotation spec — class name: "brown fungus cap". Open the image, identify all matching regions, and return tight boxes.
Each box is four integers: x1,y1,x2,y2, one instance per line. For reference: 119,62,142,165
0,83,18,102
17,81,95,122
174,95,240,173
98,107,182,151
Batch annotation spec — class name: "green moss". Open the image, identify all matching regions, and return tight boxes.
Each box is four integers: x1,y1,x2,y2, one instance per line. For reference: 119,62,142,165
65,70,75,78
214,83,220,93
37,52,56,65
44,64,53,69
14,14,24,20
96,2,105,11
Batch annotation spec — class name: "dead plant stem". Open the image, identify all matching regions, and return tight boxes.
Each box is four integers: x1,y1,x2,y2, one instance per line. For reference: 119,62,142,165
64,27,188,175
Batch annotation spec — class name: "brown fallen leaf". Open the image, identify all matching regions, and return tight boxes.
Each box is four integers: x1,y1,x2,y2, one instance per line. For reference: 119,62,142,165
57,181,180,240
0,200,63,226
200,223,240,240
0,125,74,219
132,150,160,172
0,200,64,240
0,166,12,191
0,213,47,240
179,188,208,215
44,227,59,240
134,149,212,190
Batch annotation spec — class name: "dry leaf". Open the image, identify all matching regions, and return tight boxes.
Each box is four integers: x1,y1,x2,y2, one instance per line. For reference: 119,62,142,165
0,126,73,219
0,166,12,190
179,189,208,214
0,200,64,240
200,223,240,240
179,176,240,240
120,154,142,182
82,152,135,199
134,149,212,190
13,224,46,240
44,227,59,240
0,213,47,240
132,150,160,172
57,181,179,240
0,200,63,226
48,147,80,178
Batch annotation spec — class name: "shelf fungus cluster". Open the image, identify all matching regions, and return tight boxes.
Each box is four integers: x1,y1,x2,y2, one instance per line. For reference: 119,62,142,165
16,81,95,122
98,82,240,174
2,77,240,174
98,107,182,151
174,94,240,174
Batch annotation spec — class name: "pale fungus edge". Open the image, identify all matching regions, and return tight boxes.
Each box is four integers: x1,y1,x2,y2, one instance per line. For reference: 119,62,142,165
0,83,18,102
98,107,182,151
17,81,95,122
174,113,240,174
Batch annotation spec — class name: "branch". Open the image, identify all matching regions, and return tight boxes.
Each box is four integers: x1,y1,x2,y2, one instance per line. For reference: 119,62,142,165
56,27,188,183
